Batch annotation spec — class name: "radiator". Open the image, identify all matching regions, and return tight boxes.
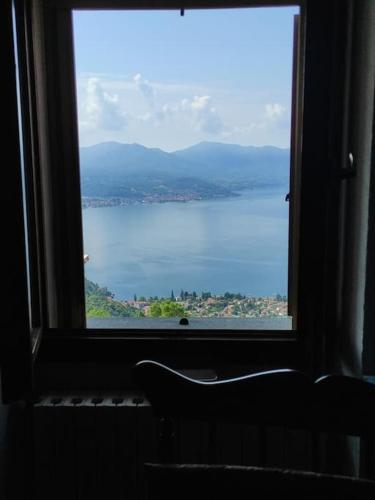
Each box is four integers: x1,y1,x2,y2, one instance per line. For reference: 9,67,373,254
33,394,329,500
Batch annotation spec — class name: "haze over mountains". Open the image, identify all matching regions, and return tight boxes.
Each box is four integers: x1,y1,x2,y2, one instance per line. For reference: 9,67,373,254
80,141,290,204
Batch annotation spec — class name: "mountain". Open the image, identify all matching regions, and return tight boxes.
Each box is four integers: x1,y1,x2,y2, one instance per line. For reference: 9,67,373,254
79,141,290,203
81,142,186,177
173,141,290,188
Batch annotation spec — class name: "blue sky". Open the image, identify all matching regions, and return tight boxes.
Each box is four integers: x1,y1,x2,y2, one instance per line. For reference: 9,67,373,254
73,6,299,151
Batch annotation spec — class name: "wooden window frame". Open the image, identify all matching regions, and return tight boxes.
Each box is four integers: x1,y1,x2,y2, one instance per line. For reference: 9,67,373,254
9,0,352,375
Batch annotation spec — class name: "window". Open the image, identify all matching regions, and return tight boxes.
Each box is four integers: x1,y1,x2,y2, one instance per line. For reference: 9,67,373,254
72,6,300,331
2,0,367,395
15,0,350,355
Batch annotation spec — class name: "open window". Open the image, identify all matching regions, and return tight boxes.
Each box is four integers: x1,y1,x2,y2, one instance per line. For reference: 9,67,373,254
75,6,301,331
18,0,305,335
7,0,356,381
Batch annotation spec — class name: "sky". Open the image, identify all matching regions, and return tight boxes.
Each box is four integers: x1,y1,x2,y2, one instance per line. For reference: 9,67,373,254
73,6,299,152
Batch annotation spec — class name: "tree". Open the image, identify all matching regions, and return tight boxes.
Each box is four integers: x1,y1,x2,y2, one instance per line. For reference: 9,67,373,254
162,300,185,317
86,307,111,318
149,301,162,317
148,300,187,318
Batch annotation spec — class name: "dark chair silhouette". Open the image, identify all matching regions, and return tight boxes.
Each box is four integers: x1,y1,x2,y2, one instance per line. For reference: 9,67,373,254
133,360,375,499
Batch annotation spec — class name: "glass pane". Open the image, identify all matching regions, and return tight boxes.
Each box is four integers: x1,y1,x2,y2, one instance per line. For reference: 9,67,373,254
73,6,299,330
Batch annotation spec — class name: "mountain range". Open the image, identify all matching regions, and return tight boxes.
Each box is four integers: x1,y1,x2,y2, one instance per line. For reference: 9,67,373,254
80,141,290,203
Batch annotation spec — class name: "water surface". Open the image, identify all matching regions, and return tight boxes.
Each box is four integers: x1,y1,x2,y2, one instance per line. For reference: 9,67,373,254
82,188,289,300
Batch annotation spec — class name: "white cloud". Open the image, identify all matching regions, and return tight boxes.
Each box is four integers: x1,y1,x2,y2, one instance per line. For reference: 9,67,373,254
77,74,224,137
133,73,155,107
133,74,217,127
136,94,223,135
265,103,286,121
188,95,223,134
78,78,127,131
225,102,288,136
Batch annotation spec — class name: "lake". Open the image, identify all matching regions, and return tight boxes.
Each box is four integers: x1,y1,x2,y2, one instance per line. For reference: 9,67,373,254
82,187,289,301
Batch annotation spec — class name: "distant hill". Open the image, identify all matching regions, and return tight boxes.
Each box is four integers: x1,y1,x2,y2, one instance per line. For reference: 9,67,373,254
80,141,290,203
81,142,187,177
173,141,290,189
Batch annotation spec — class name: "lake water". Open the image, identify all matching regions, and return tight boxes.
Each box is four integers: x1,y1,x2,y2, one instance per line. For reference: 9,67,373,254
82,188,289,300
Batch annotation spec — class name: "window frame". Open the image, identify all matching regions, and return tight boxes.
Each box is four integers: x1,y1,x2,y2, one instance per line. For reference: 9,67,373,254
14,0,351,373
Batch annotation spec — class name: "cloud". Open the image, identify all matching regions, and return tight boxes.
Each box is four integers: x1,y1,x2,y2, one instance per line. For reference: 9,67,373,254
78,78,127,131
253,103,287,129
133,73,155,107
226,102,288,137
78,73,224,136
265,103,286,121
188,95,224,134
136,94,223,135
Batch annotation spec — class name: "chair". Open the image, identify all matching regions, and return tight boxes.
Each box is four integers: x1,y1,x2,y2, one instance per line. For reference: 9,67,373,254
133,360,375,499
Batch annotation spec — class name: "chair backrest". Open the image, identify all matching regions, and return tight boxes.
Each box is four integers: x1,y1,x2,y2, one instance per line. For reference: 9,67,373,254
133,361,375,499
134,360,375,436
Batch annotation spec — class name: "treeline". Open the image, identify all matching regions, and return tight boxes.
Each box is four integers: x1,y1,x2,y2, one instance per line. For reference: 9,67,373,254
134,290,247,301
133,290,287,302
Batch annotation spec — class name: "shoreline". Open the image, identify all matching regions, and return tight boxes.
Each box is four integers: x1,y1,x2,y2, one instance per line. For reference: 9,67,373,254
81,185,287,209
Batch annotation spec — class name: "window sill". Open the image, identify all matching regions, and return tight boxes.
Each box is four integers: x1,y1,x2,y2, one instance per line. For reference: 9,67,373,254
37,327,298,362
86,316,293,330
35,328,300,392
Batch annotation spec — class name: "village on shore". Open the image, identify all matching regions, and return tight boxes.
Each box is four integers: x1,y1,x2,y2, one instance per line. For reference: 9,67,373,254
121,291,288,318
85,278,288,319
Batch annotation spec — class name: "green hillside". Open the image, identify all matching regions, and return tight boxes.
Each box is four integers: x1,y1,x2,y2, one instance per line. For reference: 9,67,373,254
85,278,142,318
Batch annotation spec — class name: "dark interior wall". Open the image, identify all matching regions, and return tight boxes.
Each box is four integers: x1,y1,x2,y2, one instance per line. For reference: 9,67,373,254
0,371,31,500
362,10,375,374
0,372,10,498
337,0,375,377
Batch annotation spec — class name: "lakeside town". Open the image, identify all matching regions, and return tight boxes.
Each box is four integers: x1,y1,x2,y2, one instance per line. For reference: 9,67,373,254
81,189,237,208
85,279,288,319
82,194,206,209
124,292,288,318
